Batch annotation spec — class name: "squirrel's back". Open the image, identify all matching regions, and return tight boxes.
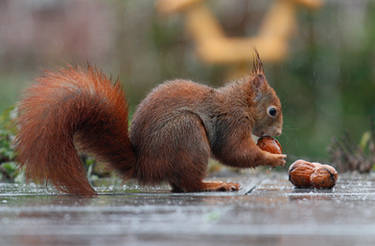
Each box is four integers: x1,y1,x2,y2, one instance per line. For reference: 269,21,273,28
131,79,213,139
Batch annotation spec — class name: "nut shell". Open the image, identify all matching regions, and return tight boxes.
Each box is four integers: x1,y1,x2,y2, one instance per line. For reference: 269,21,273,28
288,160,316,187
310,164,338,189
257,136,282,154
288,160,338,189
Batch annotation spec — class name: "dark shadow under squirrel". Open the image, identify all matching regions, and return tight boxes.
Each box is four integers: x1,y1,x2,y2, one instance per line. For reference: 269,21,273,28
15,51,286,196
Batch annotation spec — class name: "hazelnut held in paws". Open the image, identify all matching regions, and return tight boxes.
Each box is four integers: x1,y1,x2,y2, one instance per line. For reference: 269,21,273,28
256,136,286,167
257,136,282,154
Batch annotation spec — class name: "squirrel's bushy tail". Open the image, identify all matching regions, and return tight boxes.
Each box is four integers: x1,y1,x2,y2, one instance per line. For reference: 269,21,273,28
15,66,136,196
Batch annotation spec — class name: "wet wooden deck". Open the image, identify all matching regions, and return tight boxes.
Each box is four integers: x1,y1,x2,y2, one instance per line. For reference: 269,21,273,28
0,173,374,246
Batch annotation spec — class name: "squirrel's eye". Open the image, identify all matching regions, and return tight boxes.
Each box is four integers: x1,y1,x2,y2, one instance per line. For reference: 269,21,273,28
267,106,277,118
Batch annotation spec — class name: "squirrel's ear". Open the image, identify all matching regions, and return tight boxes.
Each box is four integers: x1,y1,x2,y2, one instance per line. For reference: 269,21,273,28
251,74,266,102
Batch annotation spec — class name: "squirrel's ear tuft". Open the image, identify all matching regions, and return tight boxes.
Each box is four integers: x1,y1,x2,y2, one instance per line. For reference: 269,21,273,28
251,48,264,76
249,49,265,102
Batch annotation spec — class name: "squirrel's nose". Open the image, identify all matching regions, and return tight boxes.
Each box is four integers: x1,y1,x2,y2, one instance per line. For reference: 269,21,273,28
275,129,282,136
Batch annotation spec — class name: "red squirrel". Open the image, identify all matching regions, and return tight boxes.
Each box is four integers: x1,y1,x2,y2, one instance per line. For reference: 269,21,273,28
15,51,286,196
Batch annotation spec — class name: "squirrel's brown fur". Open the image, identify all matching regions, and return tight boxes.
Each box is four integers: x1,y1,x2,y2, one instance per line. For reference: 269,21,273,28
15,52,285,196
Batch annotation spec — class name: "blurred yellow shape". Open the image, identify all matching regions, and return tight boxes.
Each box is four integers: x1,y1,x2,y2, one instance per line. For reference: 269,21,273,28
156,0,323,64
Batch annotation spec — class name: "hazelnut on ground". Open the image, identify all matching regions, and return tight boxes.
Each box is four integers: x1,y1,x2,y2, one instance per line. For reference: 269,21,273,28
310,163,338,189
288,160,315,187
288,160,338,189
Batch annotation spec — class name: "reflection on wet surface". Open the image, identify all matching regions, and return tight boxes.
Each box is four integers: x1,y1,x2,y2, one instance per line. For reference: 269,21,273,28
1,173,375,246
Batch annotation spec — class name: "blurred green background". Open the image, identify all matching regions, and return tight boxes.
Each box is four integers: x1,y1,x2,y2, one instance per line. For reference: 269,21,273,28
0,0,374,165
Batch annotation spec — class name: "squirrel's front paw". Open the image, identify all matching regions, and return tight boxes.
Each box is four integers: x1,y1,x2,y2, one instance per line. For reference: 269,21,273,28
266,153,287,167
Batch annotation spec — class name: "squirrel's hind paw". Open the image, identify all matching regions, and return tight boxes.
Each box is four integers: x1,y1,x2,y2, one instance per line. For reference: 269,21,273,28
201,181,240,192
